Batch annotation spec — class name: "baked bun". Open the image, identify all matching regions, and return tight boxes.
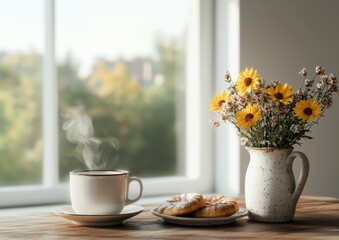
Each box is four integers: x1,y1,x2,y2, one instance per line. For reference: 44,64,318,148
158,193,206,216
192,196,239,218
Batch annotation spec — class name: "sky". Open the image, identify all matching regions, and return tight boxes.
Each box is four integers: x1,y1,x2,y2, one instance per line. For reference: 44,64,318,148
0,0,187,76
0,0,44,53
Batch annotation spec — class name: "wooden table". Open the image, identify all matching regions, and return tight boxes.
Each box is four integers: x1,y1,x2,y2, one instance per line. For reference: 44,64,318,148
0,195,339,239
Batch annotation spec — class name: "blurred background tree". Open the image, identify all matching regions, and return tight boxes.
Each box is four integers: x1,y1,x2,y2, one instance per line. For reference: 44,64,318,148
0,53,42,186
0,38,185,186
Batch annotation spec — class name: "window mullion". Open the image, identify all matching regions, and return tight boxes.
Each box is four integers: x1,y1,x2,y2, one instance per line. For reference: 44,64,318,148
214,0,240,195
43,0,59,187
185,0,213,185
185,0,201,179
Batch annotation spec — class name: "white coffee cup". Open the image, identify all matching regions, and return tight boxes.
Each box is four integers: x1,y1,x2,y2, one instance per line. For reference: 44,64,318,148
70,170,143,215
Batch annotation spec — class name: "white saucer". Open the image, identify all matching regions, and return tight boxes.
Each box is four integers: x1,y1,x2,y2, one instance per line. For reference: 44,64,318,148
53,205,144,226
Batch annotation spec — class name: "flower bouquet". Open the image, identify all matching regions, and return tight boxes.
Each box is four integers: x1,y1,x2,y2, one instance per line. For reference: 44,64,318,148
210,66,338,147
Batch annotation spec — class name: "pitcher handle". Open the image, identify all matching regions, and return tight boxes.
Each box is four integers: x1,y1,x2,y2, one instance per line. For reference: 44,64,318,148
126,176,143,205
287,151,310,204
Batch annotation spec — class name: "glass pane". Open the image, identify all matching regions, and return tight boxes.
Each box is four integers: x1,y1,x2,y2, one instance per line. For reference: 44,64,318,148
0,0,44,186
56,0,187,180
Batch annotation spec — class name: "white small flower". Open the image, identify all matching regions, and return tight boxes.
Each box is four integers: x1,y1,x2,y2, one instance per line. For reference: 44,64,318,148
299,67,308,76
224,72,231,81
320,75,329,84
218,110,231,121
293,125,302,134
258,79,265,88
240,137,249,146
328,74,337,86
304,79,314,87
330,73,337,81
315,66,325,75
210,118,220,127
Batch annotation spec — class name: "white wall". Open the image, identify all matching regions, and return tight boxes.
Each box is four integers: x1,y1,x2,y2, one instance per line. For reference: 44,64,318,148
239,0,339,197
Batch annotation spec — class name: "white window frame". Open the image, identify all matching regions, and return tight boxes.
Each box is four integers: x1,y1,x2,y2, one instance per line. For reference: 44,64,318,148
214,0,241,196
0,0,216,207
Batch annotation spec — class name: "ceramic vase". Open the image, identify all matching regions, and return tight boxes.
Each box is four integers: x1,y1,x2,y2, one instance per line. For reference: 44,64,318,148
245,147,309,222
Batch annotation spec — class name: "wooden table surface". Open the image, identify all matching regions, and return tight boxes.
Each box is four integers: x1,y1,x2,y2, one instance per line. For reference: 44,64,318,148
0,195,339,239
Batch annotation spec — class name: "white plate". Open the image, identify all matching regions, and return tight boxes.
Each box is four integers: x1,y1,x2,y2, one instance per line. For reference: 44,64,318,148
151,207,248,226
53,205,144,226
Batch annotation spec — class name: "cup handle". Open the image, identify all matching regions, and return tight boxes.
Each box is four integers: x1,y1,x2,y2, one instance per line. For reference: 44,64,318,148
287,151,310,204
126,176,143,205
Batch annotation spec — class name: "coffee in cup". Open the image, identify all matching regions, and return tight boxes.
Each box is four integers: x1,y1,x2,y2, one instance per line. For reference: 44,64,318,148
70,170,143,215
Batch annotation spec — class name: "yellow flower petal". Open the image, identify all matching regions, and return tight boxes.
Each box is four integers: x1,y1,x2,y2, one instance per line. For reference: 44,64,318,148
265,83,293,104
236,104,261,130
235,68,261,95
294,99,322,122
209,91,230,112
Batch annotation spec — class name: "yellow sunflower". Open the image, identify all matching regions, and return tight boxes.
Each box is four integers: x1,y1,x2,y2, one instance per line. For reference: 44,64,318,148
264,83,294,104
294,99,322,122
235,67,260,95
236,104,261,130
209,91,230,112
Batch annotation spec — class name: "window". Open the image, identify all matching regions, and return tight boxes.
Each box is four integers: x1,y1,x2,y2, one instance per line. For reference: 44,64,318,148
0,0,213,207
56,0,187,180
0,0,44,187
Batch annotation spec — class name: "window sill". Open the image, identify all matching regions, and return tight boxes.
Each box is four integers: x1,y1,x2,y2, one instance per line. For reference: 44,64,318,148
0,193,217,216
0,195,169,216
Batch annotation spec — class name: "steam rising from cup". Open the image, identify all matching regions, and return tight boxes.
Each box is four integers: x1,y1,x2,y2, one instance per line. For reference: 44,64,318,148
62,106,119,170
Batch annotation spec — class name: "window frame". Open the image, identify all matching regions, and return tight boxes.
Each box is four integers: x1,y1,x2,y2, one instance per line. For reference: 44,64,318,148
0,0,215,207
214,0,241,196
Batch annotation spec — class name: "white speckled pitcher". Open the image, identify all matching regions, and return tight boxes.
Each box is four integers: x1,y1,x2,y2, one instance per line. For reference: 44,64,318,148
245,147,309,222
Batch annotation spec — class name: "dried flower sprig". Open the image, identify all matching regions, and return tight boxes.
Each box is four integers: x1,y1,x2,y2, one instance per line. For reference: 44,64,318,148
210,66,338,147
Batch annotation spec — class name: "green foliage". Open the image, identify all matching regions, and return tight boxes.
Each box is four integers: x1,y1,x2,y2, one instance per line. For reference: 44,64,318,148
0,53,43,186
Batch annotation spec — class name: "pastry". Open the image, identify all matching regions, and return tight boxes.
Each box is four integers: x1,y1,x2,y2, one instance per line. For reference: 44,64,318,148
158,193,206,216
192,196,239,218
